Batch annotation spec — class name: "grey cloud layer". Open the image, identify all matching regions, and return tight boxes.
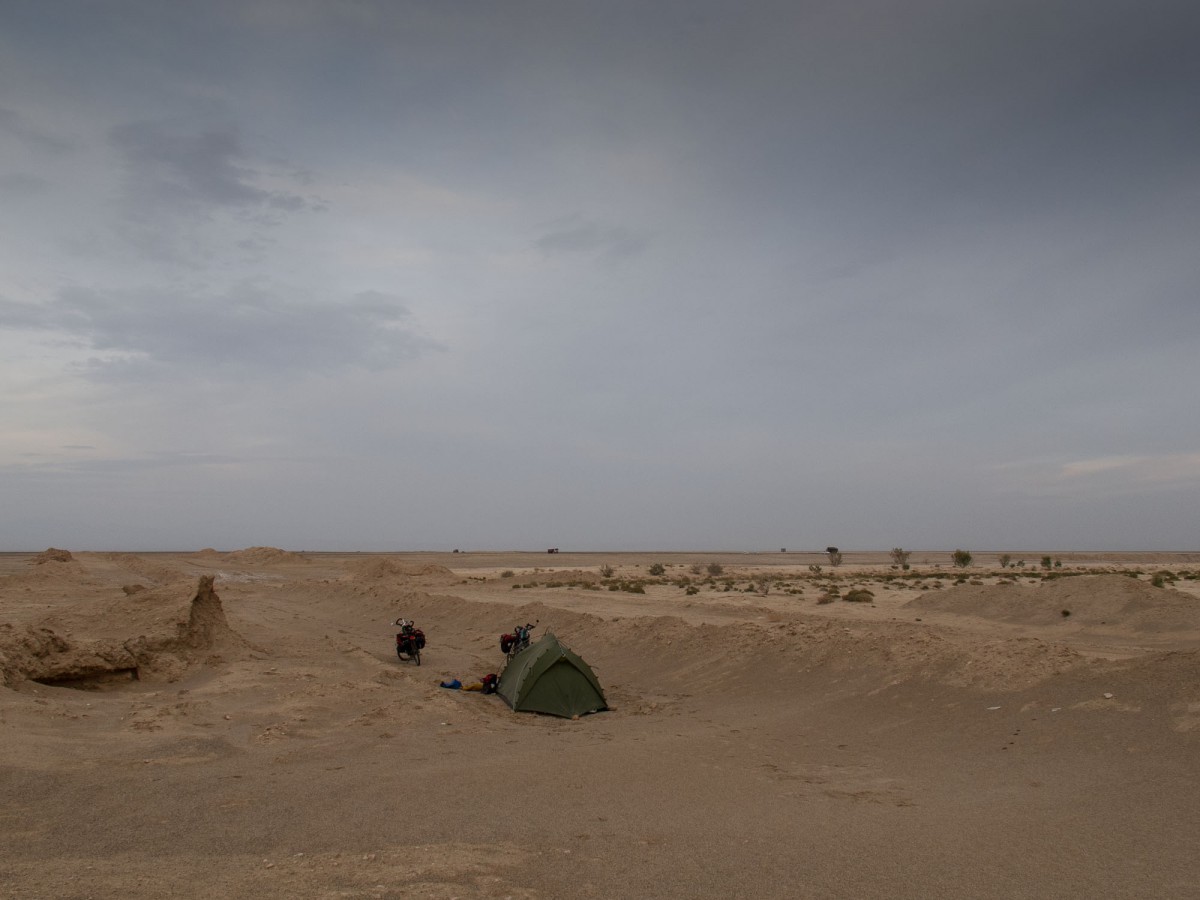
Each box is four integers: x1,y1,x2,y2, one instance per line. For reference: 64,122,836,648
0,286,438,377
1,1,1197,549
111,121,317,212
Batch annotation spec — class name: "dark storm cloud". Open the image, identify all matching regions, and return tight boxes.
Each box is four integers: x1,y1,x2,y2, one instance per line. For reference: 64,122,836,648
0,172,50,198
102,120,324,264
110,121,316,211
536,217,648,261
0,285,441,378
622,0,1200,256
0,104,73,154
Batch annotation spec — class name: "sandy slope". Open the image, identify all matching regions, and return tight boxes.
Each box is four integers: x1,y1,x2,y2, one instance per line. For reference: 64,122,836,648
2,549,1199,899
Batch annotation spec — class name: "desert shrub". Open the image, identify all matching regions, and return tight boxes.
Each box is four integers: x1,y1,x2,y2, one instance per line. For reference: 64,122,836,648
690,564,703,575
648,563,665,576
621,581,646,594
890,548,911,567
999,554,1012,568
827,547,843,566
808,564,822,575
501,570,514,578
952,549,973,568
1151,573,1165,588
1041,556,1053,570
706,563,724,576
818,586,840,603
843,588,875,603
685,585,699,595
599,563,614,578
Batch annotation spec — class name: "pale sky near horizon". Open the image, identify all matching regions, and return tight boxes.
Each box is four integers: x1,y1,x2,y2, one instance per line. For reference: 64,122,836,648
2,1,1198,552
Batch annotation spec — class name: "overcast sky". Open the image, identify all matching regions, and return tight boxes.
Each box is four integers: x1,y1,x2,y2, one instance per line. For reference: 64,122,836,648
2,1,1198,552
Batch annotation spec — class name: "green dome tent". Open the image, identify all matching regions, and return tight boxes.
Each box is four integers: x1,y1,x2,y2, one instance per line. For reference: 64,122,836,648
497,632,607,718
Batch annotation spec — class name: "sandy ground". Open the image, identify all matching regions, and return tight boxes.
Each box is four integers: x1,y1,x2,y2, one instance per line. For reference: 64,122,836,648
3,548,1200,899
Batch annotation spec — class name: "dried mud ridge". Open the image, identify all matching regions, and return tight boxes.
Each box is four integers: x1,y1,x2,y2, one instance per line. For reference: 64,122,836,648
0,575,242,689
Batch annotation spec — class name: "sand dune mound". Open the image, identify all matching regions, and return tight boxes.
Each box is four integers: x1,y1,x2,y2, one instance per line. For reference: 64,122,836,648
226,546,308,564
529,569,604,586
905,574,1200,632
0,575,245,689
93,552,182,583
32,547,74,565
584,611,1090,692
345,557,455,580
346,587,1091,694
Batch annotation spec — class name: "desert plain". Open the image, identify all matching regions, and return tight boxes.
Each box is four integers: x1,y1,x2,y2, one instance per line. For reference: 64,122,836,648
3,547,1200,899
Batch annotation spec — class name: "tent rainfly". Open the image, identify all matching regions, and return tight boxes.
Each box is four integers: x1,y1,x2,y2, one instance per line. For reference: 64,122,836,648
497,632,607,718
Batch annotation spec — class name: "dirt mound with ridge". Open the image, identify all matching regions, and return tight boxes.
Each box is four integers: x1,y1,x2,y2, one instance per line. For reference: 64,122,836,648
225,546,309,564
0,575,246,688
32,547,74,565
345,557,456,580
905,574,1200,633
